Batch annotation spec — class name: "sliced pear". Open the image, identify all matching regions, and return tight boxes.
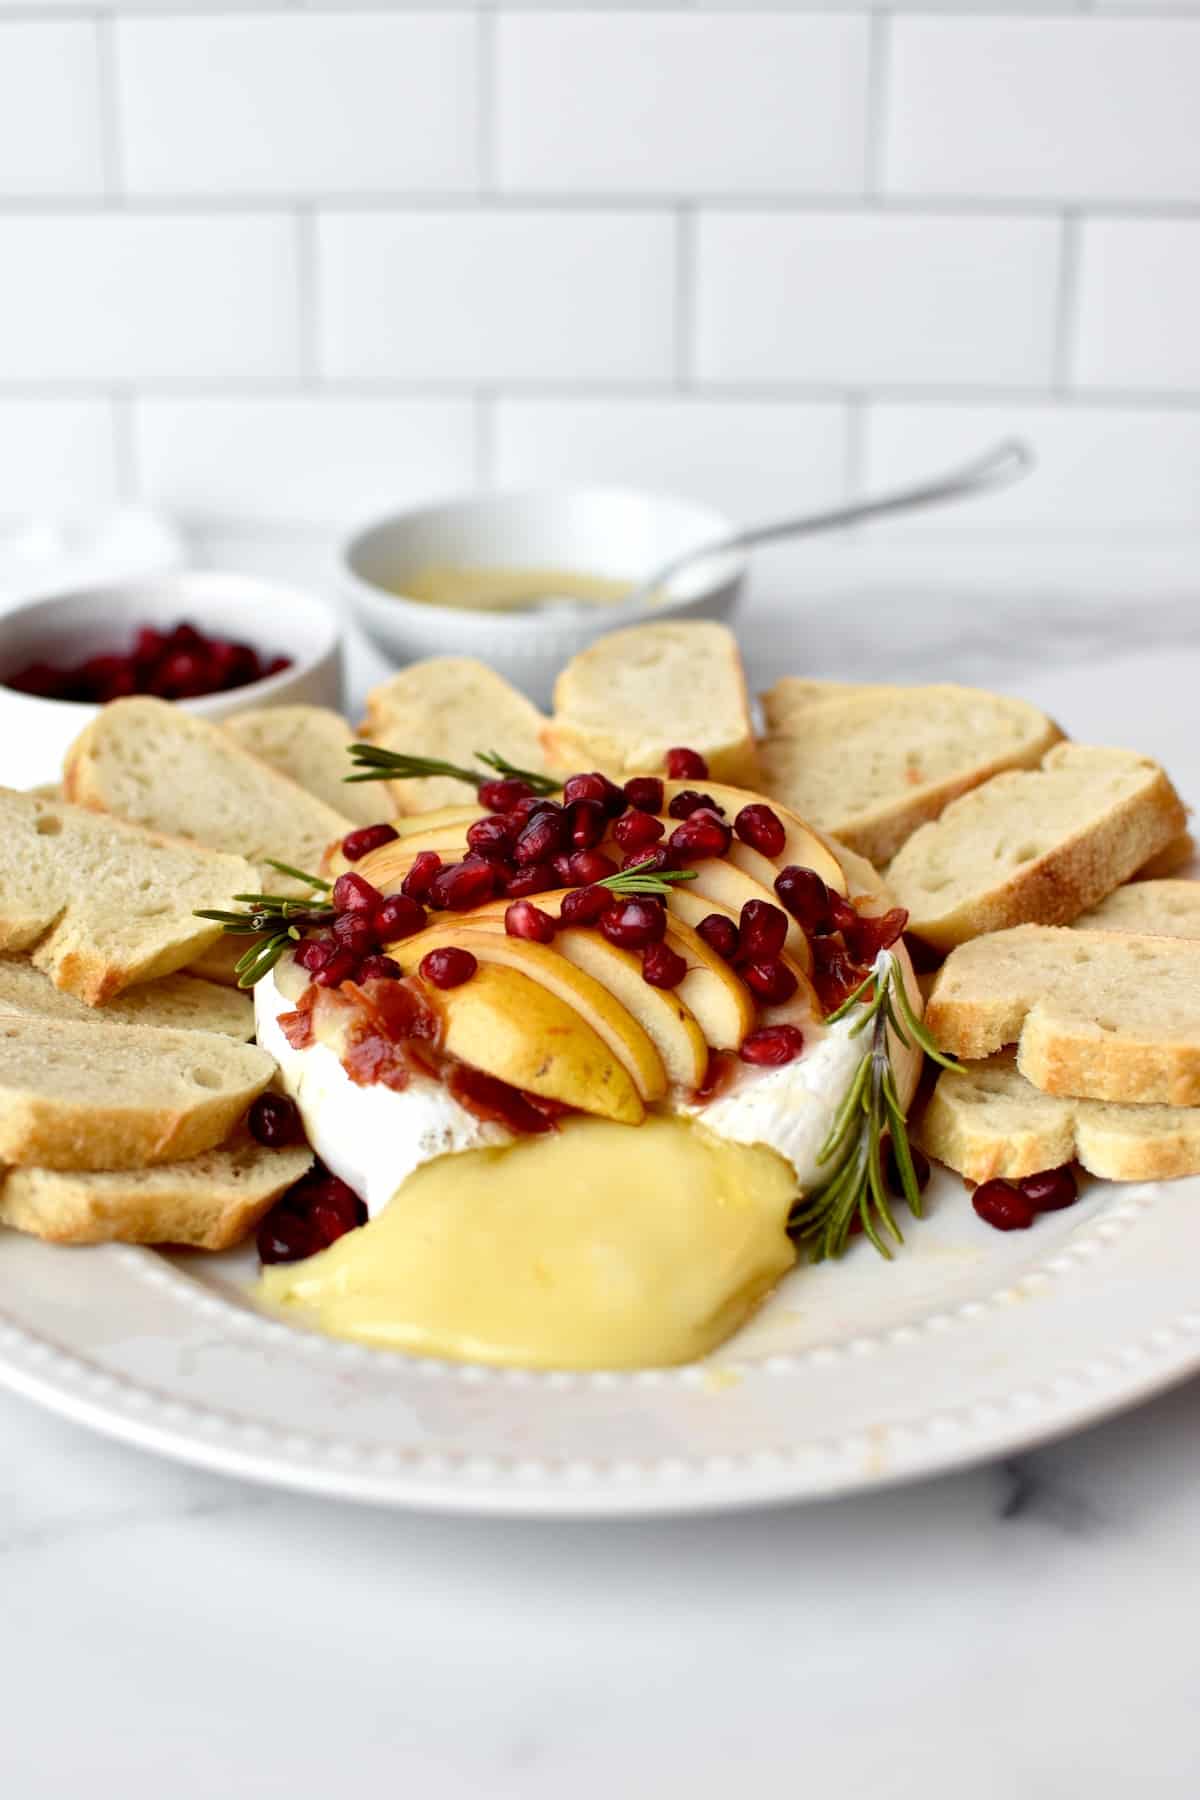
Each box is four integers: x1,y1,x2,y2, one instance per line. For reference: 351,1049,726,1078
411,959,643,1125
682,859,811,972
354,834,470,894
658,781,846,892
392,805,482,838
553,930,708,1091
397,922,666,1103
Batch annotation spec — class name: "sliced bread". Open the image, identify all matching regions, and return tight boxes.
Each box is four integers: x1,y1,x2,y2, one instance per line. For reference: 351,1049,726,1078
0,1015,274,1169
886,744,1187,951
758,681,1062,866
1074,879,1200,939
63,697,351,896
544,622,760,788
187,934,253,988
226,704,390,828
361,657,553,814
918,1052,1200,1184
925,924,1200,1105
0,955,252,1038
0,1132,312,1249
1135,832,1195,880
0,787,255,1005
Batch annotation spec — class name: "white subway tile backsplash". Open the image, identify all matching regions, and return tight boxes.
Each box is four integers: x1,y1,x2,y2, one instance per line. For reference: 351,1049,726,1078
864,403,1200,532
1074,220,1200,394
0,398,117,521
0,22,104,197
493,397,847,518
0,216,300,383
886,19,1200,204
695,212,1060,390
317,211,676,384
116,15,478,197
133,396,476,528
496,13,868,197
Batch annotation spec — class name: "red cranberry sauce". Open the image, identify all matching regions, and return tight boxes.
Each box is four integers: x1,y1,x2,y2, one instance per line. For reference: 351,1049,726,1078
7,620,290,704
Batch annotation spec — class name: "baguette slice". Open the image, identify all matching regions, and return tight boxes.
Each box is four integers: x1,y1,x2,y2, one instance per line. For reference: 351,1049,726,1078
1074,879,1200,939
887,744,1187,951
0,956,252,1038
544,622,760,788
187,934,254,989
1135,832,1195,880
64,697,351,896
758,682,1062,866
0,1132,312,1249
0,1016,275,1170
0,787,255,1005
918,1052,1200,1184
926,924,1200,1105
362,658,553,814
226,705,389,829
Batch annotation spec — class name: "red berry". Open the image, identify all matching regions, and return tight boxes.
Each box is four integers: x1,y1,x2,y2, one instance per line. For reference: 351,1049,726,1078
735,899,788,962
341,822,399,862
505,900,556,944
623,776,664,814
513,806,566,866
332,871,381,916
332,911,378,958
257,1168,366,1265
741,958,797,1006
613,810,665,853
401,850,442,901
642,941,687,989
358,953,402,981
503,862,559,897
562,772,610,807
1017,1166,1078,1213
562,849,618,886
621,846,680,875
667,789,724,821
420,946,477,989
600,898,667,950
734,804,786,859
972,1180,1036,1232
507,795,557,824
466,814,516,861
560,885,611,926
774,865,833,934
479,777,533,812
314,947,359,988
697,913,739,961
669,809,732,861
375,893,426,941
294,937,333,974
665,747,708,780
829,891,858,933
247,1092,301,1148
427,857,497,911
739,1025,805,1067
811,940,867,1013
843,907,909,964
565,798,606,851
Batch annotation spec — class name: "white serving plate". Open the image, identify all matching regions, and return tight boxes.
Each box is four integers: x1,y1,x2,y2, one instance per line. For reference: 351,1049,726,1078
3,1163,1198,1518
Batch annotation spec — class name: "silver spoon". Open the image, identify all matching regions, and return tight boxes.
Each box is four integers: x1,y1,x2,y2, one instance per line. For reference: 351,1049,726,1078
595,438,1034,614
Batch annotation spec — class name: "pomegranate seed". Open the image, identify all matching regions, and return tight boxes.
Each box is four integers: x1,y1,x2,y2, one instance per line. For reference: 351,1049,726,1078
563,849,618,886
642,941,687,989
294,937,333,974
613,810,665,853
375,893,426,941
972,1180,1036,1232
735,899,788,962
624,776,664,814
812,940,867,1013
507,795,558,824
560,885,611,925
843,907,909,964
667,789,724,820
314,947,359,988
739,1024,805,1067
669,809,732,861
479,777,533,812
341,822,399,862
401,850,442,901
1017,1166,1078,1213
665,747,708,780
332,872,382,916
420,946,477,989
565,798,606,851
332,911,378,958
257,1168,367,1265
503,863,559,897
734,804,786,859
884,1138,931,1199
622,846,680,875
505,900,556,944
741,958,797,1006
562,772,610,807
829,891,858,933
600,898,667,950
775,866,833,934
513,806,566,867
428,858,496,911
448,1066,556,1136
697,913,740,961
466,815,515,860
357,954,402,982
247,1092,301,1148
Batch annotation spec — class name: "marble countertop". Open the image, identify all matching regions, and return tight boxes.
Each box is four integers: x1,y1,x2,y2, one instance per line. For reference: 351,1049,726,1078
4,528,1200,1798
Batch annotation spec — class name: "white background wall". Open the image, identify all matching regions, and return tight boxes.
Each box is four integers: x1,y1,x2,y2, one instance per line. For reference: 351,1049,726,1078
1,3,1199,538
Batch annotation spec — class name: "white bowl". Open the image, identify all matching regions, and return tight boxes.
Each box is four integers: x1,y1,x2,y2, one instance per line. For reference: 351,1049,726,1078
0,570,343,789
338,487,745,702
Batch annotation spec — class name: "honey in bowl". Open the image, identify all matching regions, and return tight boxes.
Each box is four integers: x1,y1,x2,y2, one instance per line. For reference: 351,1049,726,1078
396,564,637,613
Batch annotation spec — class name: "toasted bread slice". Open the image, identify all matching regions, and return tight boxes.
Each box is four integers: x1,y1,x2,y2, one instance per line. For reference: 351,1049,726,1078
0,956,252,1038
1074,879,1200,939
926,924,1200,1105
187,934,254,989
0,1015,274,1170
544,622,760,788
0,1130,312,1249
758,682,1062,866
918,1052,1200,1184
0,787,255,1005
886,744,1187,951
1135,832,1195,880
64,697,351,897
226,705,389,829
361,657,553,814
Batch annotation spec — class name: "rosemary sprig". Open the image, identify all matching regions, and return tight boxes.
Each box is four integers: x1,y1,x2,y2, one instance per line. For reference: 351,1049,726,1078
194,860,334,989
788,949,959,1262
596,858,699,899
344,743,560,796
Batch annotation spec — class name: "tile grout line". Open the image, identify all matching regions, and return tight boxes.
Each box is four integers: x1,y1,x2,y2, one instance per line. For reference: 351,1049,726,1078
674,205,696,390
94,12,123,200
110,388,137,505
294,206,319,385
1052,212,1081,395
476,4,495,198
865,11,891,199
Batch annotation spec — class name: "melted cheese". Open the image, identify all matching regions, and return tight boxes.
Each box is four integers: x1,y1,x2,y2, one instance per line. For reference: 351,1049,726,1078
257,1115,796,1370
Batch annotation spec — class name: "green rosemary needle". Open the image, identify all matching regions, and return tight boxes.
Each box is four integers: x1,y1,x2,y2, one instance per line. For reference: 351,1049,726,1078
344,743,560,795
194,860,334,990
595,859,699,899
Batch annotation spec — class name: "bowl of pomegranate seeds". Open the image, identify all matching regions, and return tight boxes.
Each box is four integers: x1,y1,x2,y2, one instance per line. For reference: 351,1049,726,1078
0,571,342,786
